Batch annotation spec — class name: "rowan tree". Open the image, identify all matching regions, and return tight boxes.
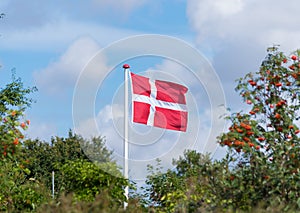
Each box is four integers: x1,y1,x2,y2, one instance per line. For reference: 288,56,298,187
0,73,36,158
218,46,300,210
0,73,44,211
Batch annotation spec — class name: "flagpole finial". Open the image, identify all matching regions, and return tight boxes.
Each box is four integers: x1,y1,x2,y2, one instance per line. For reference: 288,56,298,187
123,64,130,69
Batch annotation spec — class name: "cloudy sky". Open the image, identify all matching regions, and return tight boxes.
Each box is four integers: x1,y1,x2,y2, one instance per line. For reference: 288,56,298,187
1,0,300,181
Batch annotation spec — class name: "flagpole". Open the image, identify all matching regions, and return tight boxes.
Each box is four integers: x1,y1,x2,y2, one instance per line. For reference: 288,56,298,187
51,141,55,199
52,171,55,199
123,64,130,209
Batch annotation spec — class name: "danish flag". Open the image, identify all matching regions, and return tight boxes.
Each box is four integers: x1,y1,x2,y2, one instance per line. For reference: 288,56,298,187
129,72,188,132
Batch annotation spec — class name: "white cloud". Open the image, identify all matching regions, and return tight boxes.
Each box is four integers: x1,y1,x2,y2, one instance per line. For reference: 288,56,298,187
186,0,300,161
188,0,244,34
34,36,107,95
0,19,141,51
0,1,153,55
186,0,300,113
75,104,123,139
212,0,244,16
1,0,149,32
187,0,300,50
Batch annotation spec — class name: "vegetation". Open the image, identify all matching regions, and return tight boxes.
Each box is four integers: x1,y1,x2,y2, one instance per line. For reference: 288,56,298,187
1,47,300,212
144,47,300,212
0,74,129,211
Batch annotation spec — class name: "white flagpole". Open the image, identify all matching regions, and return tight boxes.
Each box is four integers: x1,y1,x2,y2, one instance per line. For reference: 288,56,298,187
52,171,55,198
51,141,55,199
123,64,130,209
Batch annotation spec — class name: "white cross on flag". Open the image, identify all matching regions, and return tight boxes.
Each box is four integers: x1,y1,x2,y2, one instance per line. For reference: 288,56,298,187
129,72,188,132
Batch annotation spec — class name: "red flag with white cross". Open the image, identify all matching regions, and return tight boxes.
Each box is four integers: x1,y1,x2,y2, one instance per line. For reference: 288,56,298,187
129,72,188,132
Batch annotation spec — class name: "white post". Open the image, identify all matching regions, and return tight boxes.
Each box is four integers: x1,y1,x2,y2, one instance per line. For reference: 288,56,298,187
51,140,55,199
52,170,55,198
123,64,130,209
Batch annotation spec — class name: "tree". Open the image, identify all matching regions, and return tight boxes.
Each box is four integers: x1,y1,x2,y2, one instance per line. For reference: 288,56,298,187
144,151,224,212
144,47,300,212
0,73,45,211
0,159,50,211
217,46,300,210
21,131,129,206
0,72,37,158
58,159,127,204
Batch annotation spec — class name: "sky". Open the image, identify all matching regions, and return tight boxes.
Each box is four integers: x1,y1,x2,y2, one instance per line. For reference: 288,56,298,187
1,0,300,181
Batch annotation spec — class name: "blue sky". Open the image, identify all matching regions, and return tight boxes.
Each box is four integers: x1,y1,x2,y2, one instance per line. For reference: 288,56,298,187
1,0,300,180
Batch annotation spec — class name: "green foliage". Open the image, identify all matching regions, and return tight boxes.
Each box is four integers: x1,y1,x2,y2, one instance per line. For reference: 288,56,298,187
0,20,135,213
218,46,300,210
0,72,36,159
145,47,300,212
145,151,221,212
0,159,50,211
58,159,128,204
0,73,45,211
0,71,37,115
12,131,131,211
3,47,300,212
20,132,117,197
